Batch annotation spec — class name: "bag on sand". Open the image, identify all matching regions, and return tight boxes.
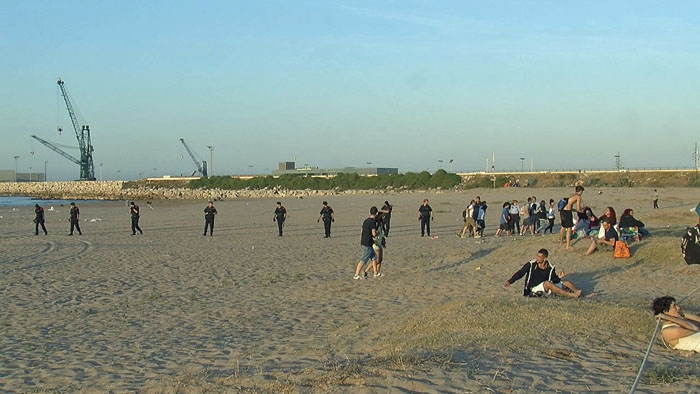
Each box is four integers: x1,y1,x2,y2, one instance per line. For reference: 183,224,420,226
614,241,631,258
681,225,700,265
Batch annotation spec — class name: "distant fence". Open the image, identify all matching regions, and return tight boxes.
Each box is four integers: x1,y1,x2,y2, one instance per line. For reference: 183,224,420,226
457,167,698,176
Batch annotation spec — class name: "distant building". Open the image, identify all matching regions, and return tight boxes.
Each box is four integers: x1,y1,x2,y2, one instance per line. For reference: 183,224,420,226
0,170,45,182
271,162,398,177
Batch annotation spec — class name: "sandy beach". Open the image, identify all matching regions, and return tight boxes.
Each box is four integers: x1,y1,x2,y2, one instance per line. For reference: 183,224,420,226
1,187,699,393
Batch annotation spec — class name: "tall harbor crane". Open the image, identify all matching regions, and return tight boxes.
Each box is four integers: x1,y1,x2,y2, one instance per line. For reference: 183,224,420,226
179,138,208,177
40,78,96,180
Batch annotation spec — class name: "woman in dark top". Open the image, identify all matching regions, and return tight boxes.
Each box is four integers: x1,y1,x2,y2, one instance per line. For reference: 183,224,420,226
619,208,650,238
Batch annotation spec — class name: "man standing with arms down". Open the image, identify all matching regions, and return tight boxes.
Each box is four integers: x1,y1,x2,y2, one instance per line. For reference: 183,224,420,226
559,185,584,249
354,206,378,280
653,189,660,209
34,203,47,235
203,201,217,236
318,201,334,238
418,199,433,237
69,202,82,236
273,201,287,236
130,201,143,235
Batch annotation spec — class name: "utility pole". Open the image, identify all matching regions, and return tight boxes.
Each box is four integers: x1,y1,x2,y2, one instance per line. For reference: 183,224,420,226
44,160,48,182
100,162,103,181
614,152,621,171
29,166,32,183
520,157,525,172
13,155,19,182
530,158,533,172
694,143,699,171
207,146,214,177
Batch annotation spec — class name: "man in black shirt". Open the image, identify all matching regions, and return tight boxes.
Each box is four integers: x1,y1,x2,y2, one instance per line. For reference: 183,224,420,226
418,199,433,237
130,201,143,235
203,201,217,236
504,249,582,298
381,200,392,236
273,201,287,236
34,204,47,235
354,206,378,280
317,201,335,238
68,202,82,235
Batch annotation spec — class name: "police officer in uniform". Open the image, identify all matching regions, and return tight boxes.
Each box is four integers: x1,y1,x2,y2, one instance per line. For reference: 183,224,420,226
317,201,335,238
130,201,143,235
273,201,287,236
69,202,82,235
418,199,433,237
34,204,47,235
203,201,217,236
381,200,392,236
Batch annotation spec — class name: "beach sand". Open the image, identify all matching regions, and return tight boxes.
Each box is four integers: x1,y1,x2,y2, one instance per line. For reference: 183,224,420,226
1,187,699,393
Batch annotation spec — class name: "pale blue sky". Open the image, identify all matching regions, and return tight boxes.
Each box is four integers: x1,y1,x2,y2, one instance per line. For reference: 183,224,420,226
2,1,700,180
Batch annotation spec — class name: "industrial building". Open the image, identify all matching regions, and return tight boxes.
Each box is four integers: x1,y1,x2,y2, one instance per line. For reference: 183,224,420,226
0,170,46,182
272,162,398,177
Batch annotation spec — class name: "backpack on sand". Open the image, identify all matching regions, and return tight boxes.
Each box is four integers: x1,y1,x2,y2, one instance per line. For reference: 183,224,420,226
681,225,700,265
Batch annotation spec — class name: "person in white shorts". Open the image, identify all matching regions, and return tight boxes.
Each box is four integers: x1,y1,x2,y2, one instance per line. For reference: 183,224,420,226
654,296,700,352
504,248,583,298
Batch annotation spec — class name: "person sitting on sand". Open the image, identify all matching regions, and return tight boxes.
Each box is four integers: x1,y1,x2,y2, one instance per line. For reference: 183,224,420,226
619,208,650,239
583,218,618,256
504,248,583,298
653,296,700,352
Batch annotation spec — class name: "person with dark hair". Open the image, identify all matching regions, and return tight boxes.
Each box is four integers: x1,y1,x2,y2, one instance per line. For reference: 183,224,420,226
583,218,617,256
509,200,521,235
598,207,617,227
34,204,47,235
354,206,378,280
476,200,488,237
318,201,335,238
504,248,583,298
544,199,556,234
203,201,217,236
559,185,585,249
68,202,82,236
273,201,287,236
365,209,386,278
619,208,650,239
381,200,392,236
459,200,478,238
496,201,511,237
653,189,660,209
653,296,700,352
418,199,433,237
130,202,143,235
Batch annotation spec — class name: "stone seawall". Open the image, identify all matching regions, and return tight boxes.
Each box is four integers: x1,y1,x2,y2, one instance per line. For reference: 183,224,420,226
0,181,397,201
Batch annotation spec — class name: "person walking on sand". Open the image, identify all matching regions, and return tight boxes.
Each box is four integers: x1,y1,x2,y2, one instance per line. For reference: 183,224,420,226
203,201,217,236
273,201,287,236
544,199,556,234
130,202,143,235
496,202,511,237
365,210,386,278
459,200,478,238
68,202,82,235
318,201,335,238
509,200,521,235
418,199,433,237
34,203,47,235
354,206,378,280
559,185,584,249
653,189,660,209
381,200,392,236
504,248,583,298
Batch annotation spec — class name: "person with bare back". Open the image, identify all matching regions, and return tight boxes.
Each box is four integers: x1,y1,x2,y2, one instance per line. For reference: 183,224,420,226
559,185,584,249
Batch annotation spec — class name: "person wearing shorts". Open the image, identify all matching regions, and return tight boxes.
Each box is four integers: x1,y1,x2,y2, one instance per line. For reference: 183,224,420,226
559,185,584,249
504,248,583,298
354,206,378,280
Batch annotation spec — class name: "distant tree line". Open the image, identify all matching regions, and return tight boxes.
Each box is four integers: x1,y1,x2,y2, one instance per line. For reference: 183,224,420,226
187,170,462,190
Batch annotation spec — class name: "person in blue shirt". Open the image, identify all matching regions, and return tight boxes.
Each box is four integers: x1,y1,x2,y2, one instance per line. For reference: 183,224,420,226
495,202,511,237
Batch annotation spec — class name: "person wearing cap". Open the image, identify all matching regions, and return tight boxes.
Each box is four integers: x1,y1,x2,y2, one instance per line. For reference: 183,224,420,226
34,204,47,235
130,201,143,235
273,201,287,236
317,201,334,238
203,201,217,236
418,199,433,237
69,202,82,235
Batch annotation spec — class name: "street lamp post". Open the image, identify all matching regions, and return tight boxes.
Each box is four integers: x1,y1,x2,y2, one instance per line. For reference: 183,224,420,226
520,157,525,172
29,166,32,183
13,155,19,182
207,146,214,177
99,163,103,181
44,160,48,182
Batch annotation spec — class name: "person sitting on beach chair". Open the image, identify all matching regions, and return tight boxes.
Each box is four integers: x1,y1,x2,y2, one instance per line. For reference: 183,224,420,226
504,248,583,298
653,296,700,353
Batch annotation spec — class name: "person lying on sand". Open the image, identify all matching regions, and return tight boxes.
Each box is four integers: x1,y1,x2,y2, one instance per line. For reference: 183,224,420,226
504,248,583,298
653,296,700,352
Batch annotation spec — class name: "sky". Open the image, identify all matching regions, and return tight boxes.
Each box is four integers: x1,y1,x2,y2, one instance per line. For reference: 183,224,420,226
2,0,700,180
